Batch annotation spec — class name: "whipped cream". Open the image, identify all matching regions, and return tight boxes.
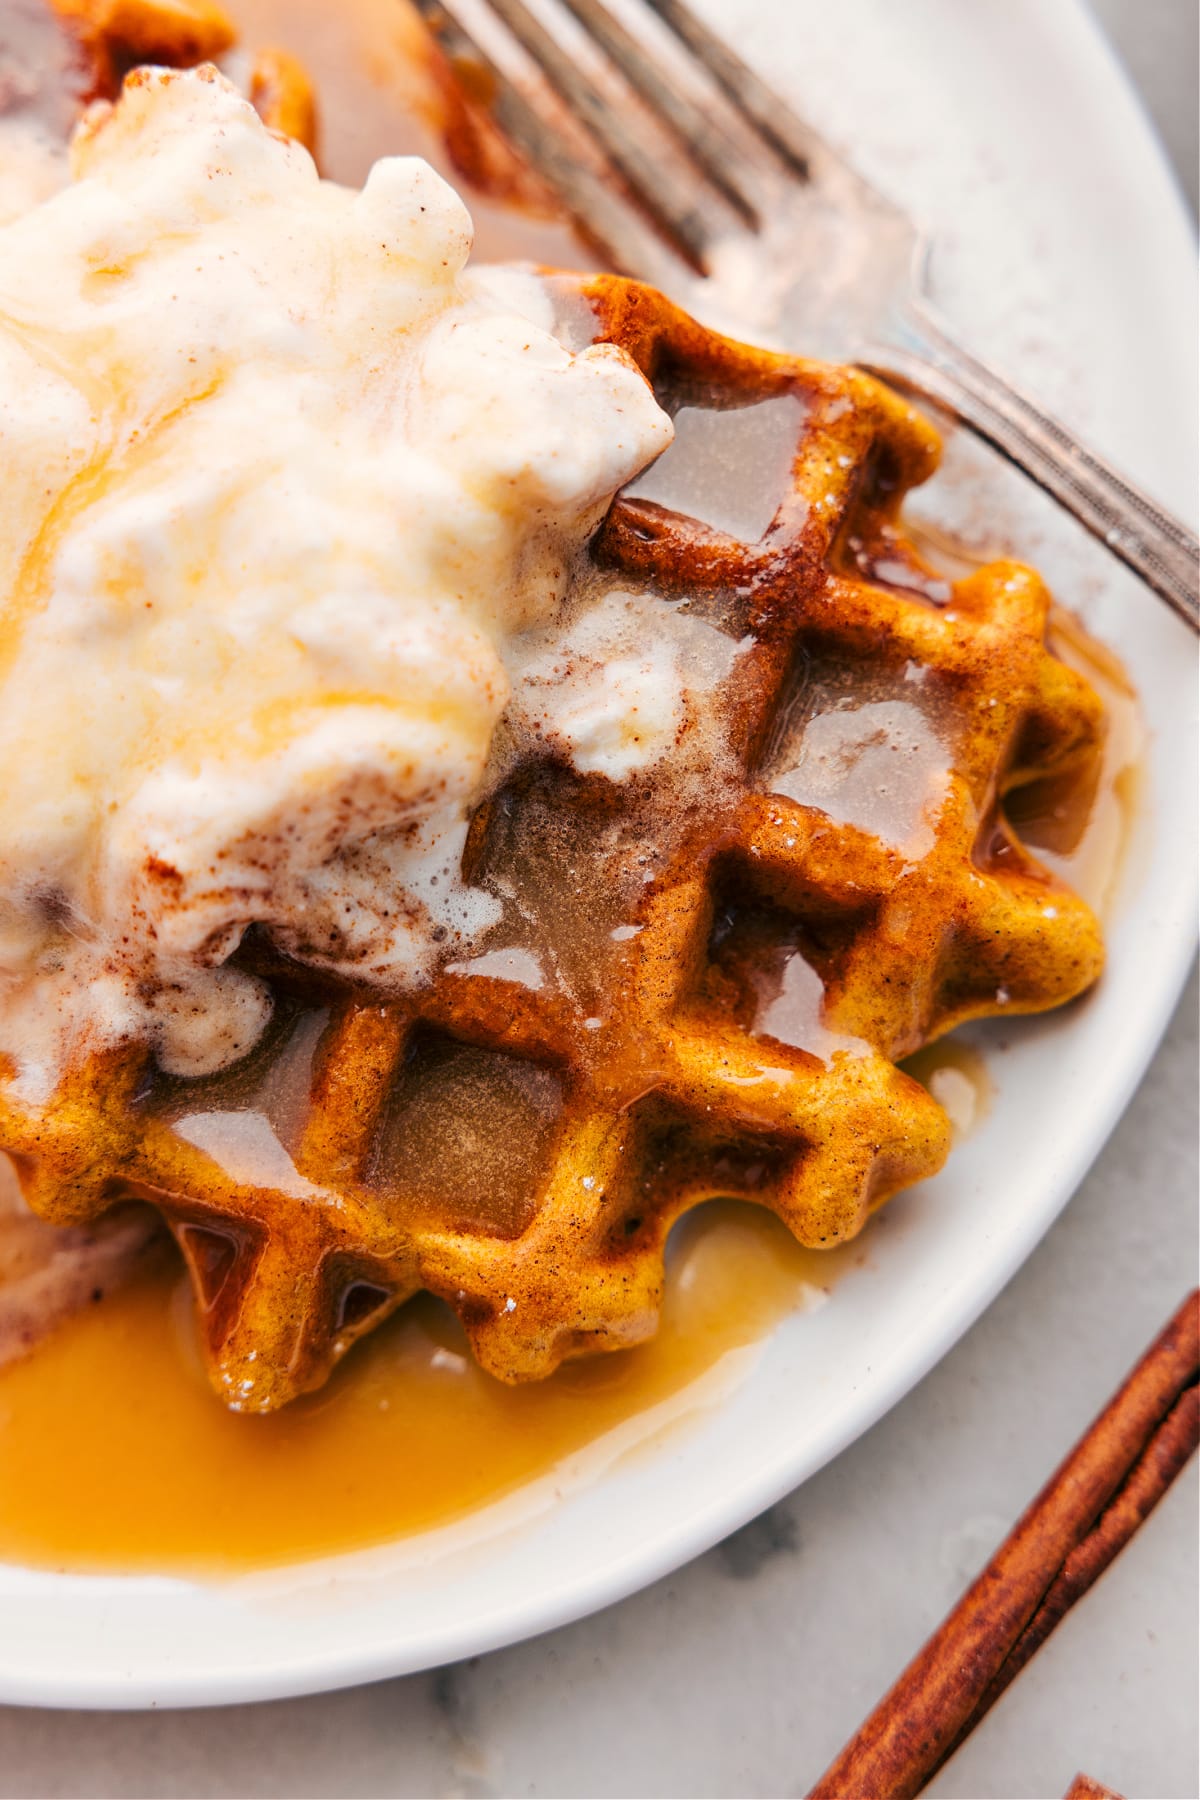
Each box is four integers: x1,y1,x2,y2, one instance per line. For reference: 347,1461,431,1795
0,115,67,225
507,586,744,781
0,65,673,1090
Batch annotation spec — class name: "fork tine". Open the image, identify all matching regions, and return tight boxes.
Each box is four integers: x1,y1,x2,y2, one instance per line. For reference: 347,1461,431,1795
555,0,760,223
482,0,722,270
644,0,828,182
409,0,690,289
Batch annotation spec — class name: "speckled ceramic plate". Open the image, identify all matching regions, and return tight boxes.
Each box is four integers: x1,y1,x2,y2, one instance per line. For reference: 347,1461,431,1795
1,0,1195,1707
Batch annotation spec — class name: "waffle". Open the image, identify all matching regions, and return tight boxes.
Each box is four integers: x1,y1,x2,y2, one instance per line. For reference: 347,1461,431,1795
0,275,1106,1411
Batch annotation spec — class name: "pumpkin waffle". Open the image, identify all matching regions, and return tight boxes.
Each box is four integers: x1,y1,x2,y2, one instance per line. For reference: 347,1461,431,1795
0,275,1106,1411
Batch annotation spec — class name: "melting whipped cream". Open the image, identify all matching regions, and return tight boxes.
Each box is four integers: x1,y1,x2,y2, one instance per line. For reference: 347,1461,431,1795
507,587,743,781
0,65,672,1089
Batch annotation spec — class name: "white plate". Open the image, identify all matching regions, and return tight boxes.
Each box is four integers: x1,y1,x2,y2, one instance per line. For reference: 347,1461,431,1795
1,0,1195,1708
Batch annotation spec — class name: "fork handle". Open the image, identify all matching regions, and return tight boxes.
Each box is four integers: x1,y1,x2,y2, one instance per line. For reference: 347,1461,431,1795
859,301,1199,630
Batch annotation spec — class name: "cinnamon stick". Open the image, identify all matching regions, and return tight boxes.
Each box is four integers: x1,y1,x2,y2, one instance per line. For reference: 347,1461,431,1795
807,1291,1199,1800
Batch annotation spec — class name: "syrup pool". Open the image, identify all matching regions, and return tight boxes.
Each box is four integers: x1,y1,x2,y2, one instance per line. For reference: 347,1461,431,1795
0,1202,845,1574
901,1039,993,1140
624,394,806,542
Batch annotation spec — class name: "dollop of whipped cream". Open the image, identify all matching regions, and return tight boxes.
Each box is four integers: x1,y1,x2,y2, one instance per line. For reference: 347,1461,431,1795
0,65,671,1089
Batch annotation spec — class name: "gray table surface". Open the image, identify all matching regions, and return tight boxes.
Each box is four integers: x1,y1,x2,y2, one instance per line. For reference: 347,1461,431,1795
1,4,1196,1796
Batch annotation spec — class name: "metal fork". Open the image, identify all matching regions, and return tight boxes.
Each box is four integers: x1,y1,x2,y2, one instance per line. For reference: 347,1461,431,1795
410,0,1198,629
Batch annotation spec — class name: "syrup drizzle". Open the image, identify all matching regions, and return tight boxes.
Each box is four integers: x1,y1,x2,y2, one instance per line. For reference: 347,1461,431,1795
763,657,957,858
624,392,807,542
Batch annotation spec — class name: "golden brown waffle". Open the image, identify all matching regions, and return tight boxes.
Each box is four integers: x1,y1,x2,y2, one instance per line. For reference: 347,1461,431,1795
0,274,1106,1411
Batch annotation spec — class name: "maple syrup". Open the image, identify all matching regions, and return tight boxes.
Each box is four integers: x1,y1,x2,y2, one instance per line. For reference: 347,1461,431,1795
0,1201,841,1573
901,1039,992,1139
